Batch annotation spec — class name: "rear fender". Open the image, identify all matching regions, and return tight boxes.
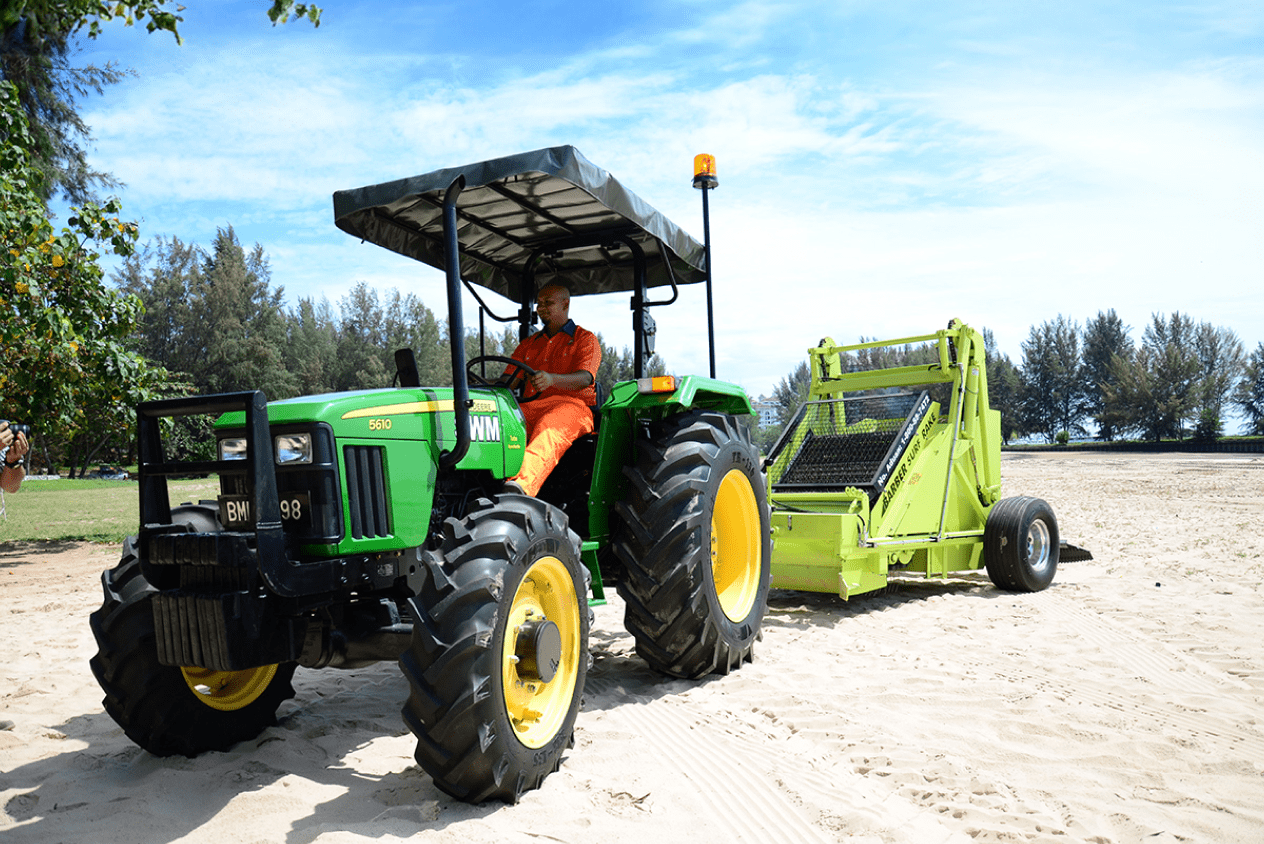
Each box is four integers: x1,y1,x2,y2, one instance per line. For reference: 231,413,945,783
586,375,754,541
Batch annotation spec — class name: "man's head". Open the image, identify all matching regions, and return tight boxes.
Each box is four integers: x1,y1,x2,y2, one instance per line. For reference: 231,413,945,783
536,284,571,334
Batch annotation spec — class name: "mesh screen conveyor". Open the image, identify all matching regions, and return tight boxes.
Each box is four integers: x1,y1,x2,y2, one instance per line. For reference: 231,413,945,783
770,391,932,501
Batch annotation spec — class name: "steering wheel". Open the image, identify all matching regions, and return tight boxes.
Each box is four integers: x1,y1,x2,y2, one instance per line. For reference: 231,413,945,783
466,355,541,403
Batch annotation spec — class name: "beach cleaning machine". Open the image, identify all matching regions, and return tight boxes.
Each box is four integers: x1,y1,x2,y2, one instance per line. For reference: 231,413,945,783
767,320,1089,598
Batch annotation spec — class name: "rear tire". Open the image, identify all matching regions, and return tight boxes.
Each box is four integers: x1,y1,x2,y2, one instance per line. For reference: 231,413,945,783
612,411,771,679
400,495,590,804
89,529,297,756
984,496,1059,592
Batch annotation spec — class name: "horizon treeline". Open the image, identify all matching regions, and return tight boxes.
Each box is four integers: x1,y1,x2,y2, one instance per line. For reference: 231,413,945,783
115,227,664,415
24,226,665,475
20,224,1260,473
760,311,1264,451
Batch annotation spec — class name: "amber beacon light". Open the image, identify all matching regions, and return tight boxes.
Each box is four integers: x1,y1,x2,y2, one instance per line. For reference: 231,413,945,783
693,154,718,189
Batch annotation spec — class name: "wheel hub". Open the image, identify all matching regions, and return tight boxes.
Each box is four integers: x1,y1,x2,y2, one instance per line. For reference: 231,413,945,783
710,468,762,623
1027,519,1052,574
501,556,582,749
180,664,278,711
514,618,562,683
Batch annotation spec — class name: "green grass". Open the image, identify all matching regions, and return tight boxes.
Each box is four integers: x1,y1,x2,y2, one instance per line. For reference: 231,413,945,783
0,478,220,543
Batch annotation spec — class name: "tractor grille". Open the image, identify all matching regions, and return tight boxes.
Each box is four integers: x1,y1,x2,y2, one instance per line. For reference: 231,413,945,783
344,445,391,539
770,392,932,499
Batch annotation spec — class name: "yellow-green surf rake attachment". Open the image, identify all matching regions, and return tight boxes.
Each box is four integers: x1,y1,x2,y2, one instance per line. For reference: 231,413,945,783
767,320,1088,598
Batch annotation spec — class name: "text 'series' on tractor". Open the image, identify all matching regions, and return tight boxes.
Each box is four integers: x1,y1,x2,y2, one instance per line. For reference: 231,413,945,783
765,323,1091,599
89,147,771,803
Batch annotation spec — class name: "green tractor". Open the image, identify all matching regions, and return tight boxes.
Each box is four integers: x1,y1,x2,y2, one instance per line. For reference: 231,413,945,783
89,147,770,803
766,322,1089,598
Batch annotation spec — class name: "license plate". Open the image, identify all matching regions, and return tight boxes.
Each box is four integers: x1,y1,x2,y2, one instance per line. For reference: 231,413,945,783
218,493,311,531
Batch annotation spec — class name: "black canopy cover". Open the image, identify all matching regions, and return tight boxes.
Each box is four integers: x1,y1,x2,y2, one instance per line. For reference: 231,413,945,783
332,145,706,301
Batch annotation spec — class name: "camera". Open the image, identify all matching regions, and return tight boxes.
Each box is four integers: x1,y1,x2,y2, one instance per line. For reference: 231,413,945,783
0,420,32,438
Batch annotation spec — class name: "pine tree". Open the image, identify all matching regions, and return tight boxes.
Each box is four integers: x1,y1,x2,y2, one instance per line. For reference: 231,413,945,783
1019,316,1089,442
1192,322,1244,441
1233,343,1264,436
1082,309,1132,440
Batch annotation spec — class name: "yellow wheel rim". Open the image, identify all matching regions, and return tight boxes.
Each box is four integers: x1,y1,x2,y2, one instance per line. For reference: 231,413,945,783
711,468,762,623
501,556,582,749
180,664,278,712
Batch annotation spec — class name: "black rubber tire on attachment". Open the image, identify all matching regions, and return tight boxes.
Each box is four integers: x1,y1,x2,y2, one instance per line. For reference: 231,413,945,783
984,496,1060,592
88,527,298,757
400,495,591,804
612,410,771,679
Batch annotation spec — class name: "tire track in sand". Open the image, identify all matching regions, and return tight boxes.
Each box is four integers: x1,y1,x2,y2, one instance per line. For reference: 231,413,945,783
609,697,971,844
990,664,1264,759
1031,592,1251,695
826,588,1264,759
609,701,833,844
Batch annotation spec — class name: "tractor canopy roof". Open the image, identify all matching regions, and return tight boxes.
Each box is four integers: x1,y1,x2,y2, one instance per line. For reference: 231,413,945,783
332,145,706,301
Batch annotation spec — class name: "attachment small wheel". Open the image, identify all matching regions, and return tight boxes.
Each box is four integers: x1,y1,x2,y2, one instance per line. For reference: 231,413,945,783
984,496,1060,592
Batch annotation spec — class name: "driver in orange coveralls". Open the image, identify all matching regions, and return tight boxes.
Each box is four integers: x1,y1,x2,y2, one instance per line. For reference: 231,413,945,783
502,283,602,497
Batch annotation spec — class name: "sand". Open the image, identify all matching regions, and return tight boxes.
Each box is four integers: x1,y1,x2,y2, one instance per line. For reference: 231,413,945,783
3,451,1264,843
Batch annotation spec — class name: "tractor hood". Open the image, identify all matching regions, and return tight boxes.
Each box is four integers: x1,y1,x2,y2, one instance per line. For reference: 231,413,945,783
332,145,706,301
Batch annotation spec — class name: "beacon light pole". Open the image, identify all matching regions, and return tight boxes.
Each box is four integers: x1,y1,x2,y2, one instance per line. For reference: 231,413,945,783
693,154,718,379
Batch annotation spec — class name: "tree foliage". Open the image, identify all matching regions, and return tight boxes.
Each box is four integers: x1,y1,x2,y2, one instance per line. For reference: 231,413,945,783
1191,321,1244,441
1081,309,1132,441
118,234,670,416
1,1,320,44
593,336,665,401
1019,315,1089,442
772,360,810,427
760,311,1258,447
1,80,161,474
118,228,294,398
2,1,321,472
0,21,130,203
982,328,1022,443
1233,343,1264,437
1101,312,1200,441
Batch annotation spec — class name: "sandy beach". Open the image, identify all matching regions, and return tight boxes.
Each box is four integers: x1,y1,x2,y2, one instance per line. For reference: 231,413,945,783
3,451,1263,843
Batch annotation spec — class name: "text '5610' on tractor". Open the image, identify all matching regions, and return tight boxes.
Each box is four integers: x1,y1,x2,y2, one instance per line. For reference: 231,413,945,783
89,148,771,803
766,323,1090,599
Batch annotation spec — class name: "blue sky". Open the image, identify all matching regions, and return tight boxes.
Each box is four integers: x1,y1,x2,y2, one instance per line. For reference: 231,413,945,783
65,1,1264,411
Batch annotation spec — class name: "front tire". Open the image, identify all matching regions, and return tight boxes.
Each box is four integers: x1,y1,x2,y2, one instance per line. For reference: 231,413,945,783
88,533,297,756
612,411,771,679
400,495,590,804
984,496,1060,592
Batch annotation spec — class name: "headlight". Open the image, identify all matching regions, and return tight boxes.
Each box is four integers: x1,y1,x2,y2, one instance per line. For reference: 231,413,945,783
274,433,313,465
219,438,248,461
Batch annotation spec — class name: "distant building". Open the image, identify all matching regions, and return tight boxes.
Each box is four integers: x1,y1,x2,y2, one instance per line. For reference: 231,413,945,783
752,394,782,428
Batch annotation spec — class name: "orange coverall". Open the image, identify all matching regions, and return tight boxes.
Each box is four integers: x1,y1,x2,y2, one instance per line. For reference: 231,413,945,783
507,320,601,496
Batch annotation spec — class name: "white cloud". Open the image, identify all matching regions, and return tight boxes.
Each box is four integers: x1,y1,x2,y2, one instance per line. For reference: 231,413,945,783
72,1,1264,412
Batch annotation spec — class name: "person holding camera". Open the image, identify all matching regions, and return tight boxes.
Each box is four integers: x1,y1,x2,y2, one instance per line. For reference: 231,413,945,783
1,421,30,493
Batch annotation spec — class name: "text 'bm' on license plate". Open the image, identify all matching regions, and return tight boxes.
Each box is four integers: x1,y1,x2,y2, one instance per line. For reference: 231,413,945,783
218,493,311,530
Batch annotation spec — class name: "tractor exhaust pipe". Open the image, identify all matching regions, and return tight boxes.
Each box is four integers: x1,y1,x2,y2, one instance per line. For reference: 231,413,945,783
440,175,472,470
